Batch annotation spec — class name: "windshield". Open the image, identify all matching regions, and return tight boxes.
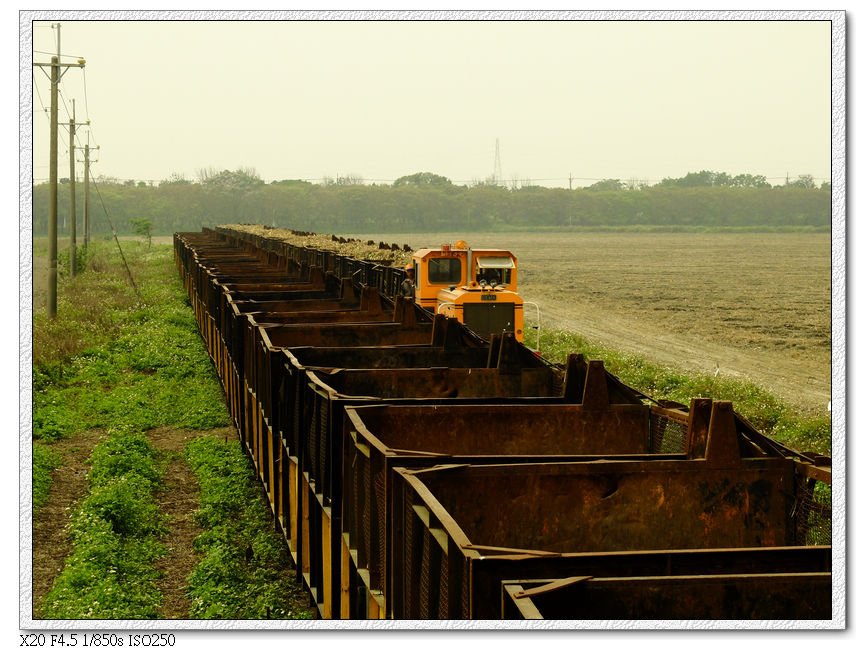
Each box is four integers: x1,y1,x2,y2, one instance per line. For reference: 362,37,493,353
428,257,462,284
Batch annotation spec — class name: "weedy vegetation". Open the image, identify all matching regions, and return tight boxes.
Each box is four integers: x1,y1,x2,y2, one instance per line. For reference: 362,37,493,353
32,245,229,443
185,436,314,619
32,240,312,619
32,443,61,512
540,329,831,456
40,429,166,619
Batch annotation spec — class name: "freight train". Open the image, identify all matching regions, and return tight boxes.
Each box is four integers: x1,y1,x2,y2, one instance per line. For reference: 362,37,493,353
406,239,537,347
174,225,832,622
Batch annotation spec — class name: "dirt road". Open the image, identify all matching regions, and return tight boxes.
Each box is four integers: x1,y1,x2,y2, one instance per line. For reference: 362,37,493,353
531,292,831,414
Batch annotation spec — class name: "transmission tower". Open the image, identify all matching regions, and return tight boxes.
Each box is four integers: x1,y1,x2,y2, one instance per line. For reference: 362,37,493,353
493,138,503,186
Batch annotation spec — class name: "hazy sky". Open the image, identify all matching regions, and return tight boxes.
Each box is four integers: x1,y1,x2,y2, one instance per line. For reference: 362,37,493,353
27,13,835,188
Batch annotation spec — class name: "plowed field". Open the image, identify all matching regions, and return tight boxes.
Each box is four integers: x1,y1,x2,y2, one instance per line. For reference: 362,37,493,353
352,231,832,414
37,232,832,414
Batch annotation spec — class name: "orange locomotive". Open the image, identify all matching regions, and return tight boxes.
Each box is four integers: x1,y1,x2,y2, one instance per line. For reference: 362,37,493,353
404,240,536,345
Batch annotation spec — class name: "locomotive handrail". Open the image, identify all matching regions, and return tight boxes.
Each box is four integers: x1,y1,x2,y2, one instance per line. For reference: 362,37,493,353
523,300,541,353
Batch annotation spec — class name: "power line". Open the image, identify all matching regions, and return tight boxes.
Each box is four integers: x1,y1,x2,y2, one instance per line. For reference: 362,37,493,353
81,67,92,125
57,86,73,121
90,176,142,304
32,71,50,121
33,48,85,60
43,24,93,150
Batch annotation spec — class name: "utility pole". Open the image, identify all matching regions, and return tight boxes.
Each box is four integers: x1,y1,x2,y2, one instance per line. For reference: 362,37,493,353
69,99,77,276
83,143,89,247
81,138,99,249
47,54,59,316
33,23,85,317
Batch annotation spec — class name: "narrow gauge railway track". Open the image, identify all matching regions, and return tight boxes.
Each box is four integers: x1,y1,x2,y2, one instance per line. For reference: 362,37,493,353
174,226,832,621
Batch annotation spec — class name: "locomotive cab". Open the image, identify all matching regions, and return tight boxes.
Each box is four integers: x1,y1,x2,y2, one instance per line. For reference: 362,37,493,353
410,241,526,342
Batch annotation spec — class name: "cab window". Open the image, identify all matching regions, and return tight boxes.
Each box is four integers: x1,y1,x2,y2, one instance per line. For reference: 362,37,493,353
477,268,512,285
428,258,462,284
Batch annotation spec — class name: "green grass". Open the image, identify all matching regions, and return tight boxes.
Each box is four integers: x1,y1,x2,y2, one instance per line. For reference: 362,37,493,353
539,328,831,456
32,243,229,443
33,240,310,620
32,243,229,517
33,245,140,369
32,443,61,513
40,430,166,619
184,436,313,620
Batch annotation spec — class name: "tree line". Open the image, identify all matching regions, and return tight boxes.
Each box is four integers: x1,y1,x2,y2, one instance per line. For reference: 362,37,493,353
31,169,830,236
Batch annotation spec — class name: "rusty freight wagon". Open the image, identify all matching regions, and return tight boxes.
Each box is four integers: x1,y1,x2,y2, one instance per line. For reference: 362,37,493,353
173,226,833,622
290,353,635,616
271,334,575,614
240,315,487,499
388,402,830,619
337,372,660,618
341,395,830,619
